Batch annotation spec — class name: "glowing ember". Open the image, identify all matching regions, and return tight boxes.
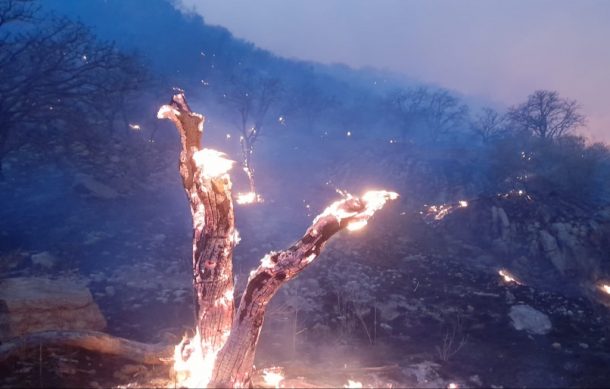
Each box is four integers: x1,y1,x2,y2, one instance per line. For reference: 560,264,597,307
231,229,241,245
157,105,180,119
344,379,363,388
192,149,234,178
128,123,141,131
236,191,263,205
347,219,368,231
422,199,469,222
260,253,277,268
600,283,610,295
172,329,218,388
498,269,522,285
305,253,316,264
261,367,285,388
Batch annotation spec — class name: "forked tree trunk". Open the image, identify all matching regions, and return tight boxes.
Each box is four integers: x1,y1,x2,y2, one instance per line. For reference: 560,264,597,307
158,95,235,355
159,93,396,388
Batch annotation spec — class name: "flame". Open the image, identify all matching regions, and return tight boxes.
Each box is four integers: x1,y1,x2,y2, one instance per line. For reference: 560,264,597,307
344,379,363,388
261,367,285,388
231,229,241,245
128,123,141,131
236,191,263,205
499,269,522,285
600,283,610,295
305,253,316,264
346,219,368,231
422,199,468,222
260,253,276,269
448,383,459,389
172,329,218,388
192,149,234,178
316,190,398,230
157,105,180,119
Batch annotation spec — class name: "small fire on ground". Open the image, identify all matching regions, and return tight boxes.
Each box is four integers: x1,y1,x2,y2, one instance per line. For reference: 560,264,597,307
172,329,219,388
498,269,522,285
261,367,285,388
599,283,610,295
344,379,363,388
422,200,468,222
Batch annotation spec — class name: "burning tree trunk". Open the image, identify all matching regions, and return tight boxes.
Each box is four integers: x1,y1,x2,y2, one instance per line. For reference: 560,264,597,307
158,92,397,388
157,95,236,357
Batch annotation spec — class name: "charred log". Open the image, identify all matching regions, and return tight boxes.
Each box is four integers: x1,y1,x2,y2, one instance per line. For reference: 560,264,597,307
0,330,173,365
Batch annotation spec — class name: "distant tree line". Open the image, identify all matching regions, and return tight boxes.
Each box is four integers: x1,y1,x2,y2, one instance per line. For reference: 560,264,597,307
0,0,150,177
2,0,608,206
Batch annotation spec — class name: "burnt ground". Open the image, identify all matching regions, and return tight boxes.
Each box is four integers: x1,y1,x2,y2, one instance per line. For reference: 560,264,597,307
1,156,610,388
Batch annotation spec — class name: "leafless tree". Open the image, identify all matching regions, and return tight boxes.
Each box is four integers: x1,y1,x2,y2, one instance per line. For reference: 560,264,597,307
471,107,507,143
0,0,37,28
220,68,282,195
507,90,585,140
0,0,149,176
388,86,468,141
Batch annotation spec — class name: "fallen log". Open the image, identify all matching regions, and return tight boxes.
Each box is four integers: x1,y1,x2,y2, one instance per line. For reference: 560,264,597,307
0,330,173,365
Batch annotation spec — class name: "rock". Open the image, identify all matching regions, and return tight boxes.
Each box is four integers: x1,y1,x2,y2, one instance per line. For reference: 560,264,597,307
73,173,119,200
538,230,567,275
30,251,57,269
0,277,106,340
104,286,115,296
509,304,552,335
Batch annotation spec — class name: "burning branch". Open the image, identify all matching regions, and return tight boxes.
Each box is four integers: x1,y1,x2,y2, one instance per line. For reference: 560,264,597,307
211,190,397,387
159,92,397,388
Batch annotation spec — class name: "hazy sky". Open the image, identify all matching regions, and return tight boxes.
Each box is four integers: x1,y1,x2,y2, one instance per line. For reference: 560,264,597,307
178,0,610,142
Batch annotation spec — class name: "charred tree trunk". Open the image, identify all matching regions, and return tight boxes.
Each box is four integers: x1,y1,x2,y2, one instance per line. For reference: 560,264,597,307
159,93,396,388
158,94,236,355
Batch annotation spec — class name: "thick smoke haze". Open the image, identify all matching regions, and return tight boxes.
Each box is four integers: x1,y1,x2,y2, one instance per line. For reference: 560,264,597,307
179,0,610,142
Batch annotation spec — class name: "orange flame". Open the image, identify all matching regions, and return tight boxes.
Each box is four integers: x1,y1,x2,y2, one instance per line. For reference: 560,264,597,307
172,329,218,388
499,269,522,285
261,367,285,388
316,190,398,231
192,149,234,179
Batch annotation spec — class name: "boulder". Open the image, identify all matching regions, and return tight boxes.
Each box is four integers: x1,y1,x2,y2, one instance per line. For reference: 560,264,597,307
30,251,57,269
509,304,552,335
0,277,106,340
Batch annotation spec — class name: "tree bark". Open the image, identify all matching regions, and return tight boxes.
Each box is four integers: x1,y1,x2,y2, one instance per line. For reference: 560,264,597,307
158,94,236,355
